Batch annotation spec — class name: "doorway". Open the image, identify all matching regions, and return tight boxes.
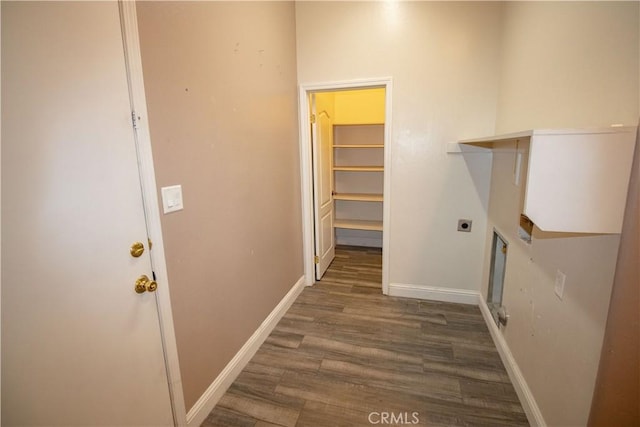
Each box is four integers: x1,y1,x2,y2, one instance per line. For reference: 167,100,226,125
299,79,392,293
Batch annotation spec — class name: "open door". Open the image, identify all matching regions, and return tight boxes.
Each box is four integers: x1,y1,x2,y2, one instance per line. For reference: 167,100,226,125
311,94,336,280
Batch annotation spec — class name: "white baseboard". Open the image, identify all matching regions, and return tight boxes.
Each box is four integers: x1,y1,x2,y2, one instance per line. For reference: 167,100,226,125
186,275,306,427
478,298,546,427
388,283,480,305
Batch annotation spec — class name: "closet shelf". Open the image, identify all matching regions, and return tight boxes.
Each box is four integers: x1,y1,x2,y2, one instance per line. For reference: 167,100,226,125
333,165,383,172
334,219,383,231
333,193,383,202
332,122,385,242
333,144,384,149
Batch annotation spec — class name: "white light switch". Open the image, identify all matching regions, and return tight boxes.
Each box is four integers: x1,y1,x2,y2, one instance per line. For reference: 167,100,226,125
161,185,184,214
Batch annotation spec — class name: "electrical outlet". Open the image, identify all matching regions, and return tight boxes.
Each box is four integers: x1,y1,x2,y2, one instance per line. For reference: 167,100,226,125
457,219,472,232
554,270,566,300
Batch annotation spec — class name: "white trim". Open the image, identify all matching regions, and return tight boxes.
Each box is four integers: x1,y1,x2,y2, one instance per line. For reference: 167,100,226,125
298,78,393,292
388,283,480,305
298,88,316,287
186,275,307,427
478,297,546,427
118,3,187,425
381,81,393,295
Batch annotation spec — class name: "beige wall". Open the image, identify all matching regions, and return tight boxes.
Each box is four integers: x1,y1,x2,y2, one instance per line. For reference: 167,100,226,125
333,88,385,124
589,127,639,426
496,1,639,133
296,1,501,293
136,1,302,411
491,2,639,426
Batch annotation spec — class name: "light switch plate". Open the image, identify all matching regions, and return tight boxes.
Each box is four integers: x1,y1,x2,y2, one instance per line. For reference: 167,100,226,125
161,185,184,214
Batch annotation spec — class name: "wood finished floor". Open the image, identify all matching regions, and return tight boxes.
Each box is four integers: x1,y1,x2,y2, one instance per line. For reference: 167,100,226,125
202,246,528,427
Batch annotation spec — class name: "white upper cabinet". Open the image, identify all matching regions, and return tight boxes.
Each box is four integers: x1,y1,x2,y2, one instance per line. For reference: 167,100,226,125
459,127,637,234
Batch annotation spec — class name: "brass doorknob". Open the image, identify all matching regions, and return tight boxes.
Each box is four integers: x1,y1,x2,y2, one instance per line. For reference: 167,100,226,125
130,241,145,258
134,275,158,294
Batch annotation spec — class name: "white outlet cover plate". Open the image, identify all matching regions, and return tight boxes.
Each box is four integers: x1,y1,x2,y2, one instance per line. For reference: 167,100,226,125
161,185,184,214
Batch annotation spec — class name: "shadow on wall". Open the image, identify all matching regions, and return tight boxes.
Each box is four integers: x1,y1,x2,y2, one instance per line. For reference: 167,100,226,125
589,122,640,426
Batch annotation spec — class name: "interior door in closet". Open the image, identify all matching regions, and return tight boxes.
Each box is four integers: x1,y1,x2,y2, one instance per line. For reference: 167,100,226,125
311,94,336,279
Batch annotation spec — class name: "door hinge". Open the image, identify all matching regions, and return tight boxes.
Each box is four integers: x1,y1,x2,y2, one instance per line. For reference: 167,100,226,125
310,114,316,124
314,255,319,264
131,111,140,129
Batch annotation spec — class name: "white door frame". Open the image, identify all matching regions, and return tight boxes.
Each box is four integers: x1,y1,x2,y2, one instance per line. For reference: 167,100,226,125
298,78,393,294
119,2,187,424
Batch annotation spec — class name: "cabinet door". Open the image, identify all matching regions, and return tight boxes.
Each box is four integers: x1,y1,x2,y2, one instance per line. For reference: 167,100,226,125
524,131,635,233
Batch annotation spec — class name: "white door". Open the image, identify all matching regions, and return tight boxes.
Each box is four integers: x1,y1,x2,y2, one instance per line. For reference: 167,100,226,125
1,2,174,425
311,95,336,280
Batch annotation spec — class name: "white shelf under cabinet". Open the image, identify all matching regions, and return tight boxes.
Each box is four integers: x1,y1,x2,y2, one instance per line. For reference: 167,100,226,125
459,127,637,234
334,219,383,231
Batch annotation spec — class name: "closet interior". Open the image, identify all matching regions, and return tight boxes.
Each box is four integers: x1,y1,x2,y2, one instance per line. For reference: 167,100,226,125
311,88,386,282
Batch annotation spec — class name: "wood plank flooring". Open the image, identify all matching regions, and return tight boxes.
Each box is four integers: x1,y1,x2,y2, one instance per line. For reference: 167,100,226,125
202,246,528,426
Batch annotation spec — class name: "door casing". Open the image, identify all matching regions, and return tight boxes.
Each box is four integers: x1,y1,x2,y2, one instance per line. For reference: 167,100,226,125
298,78,393,293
